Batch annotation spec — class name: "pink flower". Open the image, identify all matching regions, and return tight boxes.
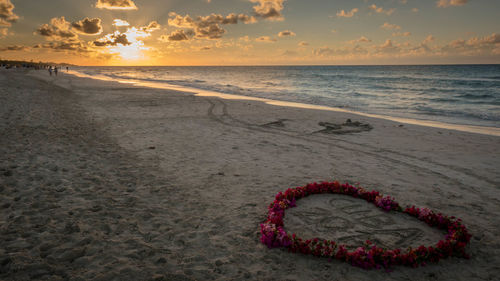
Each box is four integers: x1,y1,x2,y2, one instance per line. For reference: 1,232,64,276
260,181,471,270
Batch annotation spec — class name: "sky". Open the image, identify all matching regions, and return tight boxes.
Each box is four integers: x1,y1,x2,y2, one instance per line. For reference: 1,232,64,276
0,0,499,65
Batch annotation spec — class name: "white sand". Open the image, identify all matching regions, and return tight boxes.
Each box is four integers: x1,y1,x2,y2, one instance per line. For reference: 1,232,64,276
1,68,499,280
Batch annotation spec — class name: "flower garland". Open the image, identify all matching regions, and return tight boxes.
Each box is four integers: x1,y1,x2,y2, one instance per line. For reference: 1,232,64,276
260,181,471,270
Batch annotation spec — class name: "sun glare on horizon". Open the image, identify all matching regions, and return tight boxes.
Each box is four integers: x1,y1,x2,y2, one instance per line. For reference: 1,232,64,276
106,26,151,62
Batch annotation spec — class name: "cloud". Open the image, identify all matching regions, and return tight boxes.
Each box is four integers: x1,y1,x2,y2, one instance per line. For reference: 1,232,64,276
141,21,161,32
197,13,255,27
381,22,401,30
33,41,93,54
313,46,368,57
34,17,102,56
412,8,419,12
423,35,435,44
168,12,256,40
369,4,395,15
92,26,155,60
113,19,130,27
313,47,335,57
163,29,193,41
375,39,401,54
71,18,103,35
392,31,411,37
95,23,158,47
337,8,358,18
381,39,395,49
197,13,257,25
298,41,309,46
239,35,251,42
0,45,29,52
94,32,130,46
33,17,163,60
256,36,277,42
281,50,298,57
349,36,372,44
168,13,195,28
96,0,138,10
278,30,295,37
36,17,78,40
195,22,225,39
440,34,500,55
437,0,468,8
0,0,18,27
466,33,500,46
250,0,285,21
311,33,499,60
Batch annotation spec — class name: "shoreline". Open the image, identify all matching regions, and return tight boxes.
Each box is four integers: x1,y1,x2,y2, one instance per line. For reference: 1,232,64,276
67,69,500,137
2,69,500,280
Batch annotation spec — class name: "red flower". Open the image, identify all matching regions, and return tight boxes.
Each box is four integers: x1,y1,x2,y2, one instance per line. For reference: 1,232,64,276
260,181,471,270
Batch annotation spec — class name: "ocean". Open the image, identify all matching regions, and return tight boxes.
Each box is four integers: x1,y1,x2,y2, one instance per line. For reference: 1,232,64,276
71,65,500,130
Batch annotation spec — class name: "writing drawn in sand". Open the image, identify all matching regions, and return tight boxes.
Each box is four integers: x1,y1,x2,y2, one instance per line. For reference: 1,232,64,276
284,194,444,250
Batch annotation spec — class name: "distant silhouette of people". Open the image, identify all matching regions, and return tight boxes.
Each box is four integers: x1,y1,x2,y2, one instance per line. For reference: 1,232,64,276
66,66,69,72
54,67,58,76
48,66,53,76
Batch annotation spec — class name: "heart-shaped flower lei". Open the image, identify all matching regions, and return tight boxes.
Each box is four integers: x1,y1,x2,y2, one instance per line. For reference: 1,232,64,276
260,181,471,270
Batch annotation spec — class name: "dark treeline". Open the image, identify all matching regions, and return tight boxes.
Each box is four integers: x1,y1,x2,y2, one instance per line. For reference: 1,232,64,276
0,59,74,70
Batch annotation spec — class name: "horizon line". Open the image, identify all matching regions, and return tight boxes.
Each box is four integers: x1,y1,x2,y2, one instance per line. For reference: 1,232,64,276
72,63,500,67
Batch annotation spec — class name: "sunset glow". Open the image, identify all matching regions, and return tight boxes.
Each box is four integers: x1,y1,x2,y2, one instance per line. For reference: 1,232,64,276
0,0,498,65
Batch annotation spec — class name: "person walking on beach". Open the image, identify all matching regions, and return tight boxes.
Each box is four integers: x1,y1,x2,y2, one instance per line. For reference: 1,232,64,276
54,67,58,76
48,66,53,76
66,66,69,72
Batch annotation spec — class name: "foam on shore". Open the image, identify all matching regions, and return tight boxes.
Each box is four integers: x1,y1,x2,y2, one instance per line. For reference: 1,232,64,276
67,69,500,137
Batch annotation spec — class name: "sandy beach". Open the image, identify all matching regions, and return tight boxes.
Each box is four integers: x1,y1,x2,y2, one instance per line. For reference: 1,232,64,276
1,69,499,280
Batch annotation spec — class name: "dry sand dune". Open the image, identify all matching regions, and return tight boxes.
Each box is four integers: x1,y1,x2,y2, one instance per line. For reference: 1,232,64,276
1,69,499,280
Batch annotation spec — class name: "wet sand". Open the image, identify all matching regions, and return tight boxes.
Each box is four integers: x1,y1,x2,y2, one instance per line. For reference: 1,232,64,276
1,68,499,280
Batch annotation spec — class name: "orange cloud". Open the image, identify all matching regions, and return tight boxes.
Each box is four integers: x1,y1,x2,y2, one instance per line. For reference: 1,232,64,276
337,8,358,18
36,17,78,40
71,18,103,35
392,31,411,37
278,30,295,37
369,4,395,16
94,32,130,46
0,0,18,27
437,0,468,8
0,45,29,51
250,0,285,21
381,22,401,30
161,29,193,42
256,36,277,42
312,33,499,60
96,0,138,10
423,35,435,44
113,19,130,27
167,12,256,40
348,36,372,44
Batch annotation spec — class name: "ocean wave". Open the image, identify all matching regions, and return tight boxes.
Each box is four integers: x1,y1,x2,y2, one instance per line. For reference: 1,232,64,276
72,65,500,128
414,106,500,121
458,93,496,99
